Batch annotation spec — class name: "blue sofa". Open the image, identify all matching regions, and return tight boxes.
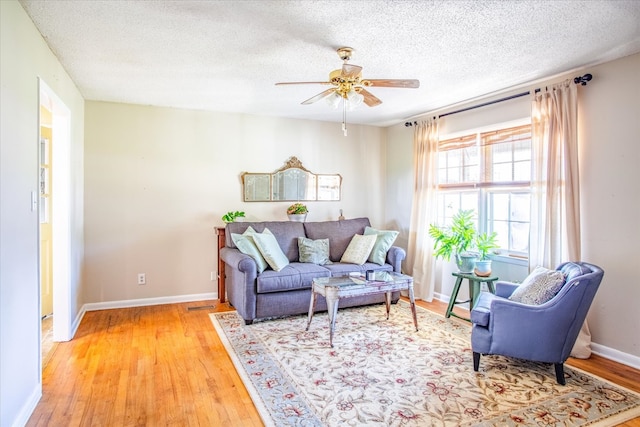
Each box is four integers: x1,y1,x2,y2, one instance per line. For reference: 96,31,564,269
220,217,405,324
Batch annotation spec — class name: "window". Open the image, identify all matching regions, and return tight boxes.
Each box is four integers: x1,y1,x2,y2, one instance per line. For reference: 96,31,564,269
436,123,532,256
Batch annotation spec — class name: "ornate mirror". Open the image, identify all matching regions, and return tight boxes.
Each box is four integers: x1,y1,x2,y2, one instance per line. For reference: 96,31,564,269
242,157,341,202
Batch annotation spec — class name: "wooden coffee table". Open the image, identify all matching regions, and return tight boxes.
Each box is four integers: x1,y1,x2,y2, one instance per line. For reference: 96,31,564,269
306,272,418,347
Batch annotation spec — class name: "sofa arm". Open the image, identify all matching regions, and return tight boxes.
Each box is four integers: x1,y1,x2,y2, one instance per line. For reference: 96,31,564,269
386,246,406,273
220,247,259,323
220,247,257,278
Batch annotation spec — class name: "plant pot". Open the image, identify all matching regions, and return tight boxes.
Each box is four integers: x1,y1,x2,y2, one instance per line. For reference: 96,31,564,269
287,213,307,222
474,259,492,277
455,253,478,273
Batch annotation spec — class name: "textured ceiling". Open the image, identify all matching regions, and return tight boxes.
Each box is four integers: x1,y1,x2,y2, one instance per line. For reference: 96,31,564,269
19,0,640,126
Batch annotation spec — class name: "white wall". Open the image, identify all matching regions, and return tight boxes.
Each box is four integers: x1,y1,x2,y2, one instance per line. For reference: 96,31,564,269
0,1,85,425
385,53,640,362
84,102,387,303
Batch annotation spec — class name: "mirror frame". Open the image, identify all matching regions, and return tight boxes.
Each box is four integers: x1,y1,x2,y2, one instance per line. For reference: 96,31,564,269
241,157,342,202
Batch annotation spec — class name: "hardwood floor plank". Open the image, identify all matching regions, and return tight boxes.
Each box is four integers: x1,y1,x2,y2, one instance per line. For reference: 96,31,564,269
28,299,639,426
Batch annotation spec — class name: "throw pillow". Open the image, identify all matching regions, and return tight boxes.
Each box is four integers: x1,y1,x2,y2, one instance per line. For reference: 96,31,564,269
298,237,332,265
509,266,566,305
364,226,399,265
231,226,269,273
252,227,290,272
340,234,377,265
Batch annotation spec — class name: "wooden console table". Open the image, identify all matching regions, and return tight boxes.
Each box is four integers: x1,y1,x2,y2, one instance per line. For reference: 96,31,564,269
215,226,226,303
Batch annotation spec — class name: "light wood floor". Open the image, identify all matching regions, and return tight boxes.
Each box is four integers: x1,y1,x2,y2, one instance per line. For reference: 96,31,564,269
28,299,640,426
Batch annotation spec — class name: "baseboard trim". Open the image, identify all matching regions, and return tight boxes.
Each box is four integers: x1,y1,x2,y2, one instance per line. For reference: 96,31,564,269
432,292,640,370
591,342,640,370
12,383,41,427
70,306,85,340
82,292,218,312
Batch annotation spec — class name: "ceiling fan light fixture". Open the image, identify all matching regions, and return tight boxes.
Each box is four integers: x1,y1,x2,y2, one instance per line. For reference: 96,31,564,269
325,91,342,109
346,89,364,110
275,46,419,136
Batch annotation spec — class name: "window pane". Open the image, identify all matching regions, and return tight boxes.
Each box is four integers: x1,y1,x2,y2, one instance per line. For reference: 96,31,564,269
443,194,460,224
492,163,512,181
511,193,530,222
490,193,509,221
461,193,478,213
514,160,530,181
491,143,512,163
492,221,509,249
513,140,531,161
511,222,530,253
448,150,461,167
438,168,447,184
464,165,479,182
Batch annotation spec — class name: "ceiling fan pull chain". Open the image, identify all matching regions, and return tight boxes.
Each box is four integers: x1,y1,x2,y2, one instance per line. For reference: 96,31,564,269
342,100,348,136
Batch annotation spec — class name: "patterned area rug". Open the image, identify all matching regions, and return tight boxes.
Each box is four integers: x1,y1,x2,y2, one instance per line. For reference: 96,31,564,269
210,301,640,426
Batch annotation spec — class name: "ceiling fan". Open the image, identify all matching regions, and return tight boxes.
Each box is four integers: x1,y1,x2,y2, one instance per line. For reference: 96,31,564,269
276,47,420,135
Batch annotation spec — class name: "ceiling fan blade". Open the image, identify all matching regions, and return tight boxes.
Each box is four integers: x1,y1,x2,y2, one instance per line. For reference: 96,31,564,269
366,79,420,88
276,81,332,86
360,89,382,107
341,64,363,79
301,88,336,105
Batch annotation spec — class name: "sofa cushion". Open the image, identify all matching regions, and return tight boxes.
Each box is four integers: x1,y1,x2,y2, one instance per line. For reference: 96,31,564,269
341,234,377,265
252,228,290,272
298,237,332,265
226,221,305,262
230,226,269,273
364,226,399,265
508,266,566,305
256,263,331,293
304,218,371,262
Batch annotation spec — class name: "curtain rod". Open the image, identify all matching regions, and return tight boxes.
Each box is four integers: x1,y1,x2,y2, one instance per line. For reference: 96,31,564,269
404,73,592,127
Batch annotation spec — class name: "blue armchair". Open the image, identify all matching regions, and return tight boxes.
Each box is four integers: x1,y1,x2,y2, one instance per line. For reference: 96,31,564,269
470,262,604,385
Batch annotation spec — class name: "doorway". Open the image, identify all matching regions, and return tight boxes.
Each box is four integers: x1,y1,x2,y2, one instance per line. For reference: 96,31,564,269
38,80,72,361
39,102,54,363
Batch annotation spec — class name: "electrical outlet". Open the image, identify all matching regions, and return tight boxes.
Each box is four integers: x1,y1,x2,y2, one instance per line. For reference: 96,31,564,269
138,273,146,285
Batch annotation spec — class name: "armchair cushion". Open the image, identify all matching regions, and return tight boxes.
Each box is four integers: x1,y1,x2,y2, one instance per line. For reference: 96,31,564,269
508,266,565,305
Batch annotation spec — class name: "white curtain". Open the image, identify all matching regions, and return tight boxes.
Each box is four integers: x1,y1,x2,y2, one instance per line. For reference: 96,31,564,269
530,80,590,357
406,119,439,301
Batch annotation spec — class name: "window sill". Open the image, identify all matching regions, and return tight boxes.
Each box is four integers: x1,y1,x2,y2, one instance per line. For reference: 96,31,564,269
491,253,528,267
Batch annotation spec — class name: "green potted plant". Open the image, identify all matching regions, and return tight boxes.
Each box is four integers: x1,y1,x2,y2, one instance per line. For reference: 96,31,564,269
287,203,308,222
474,231,499,277
428,209,478,273
222,211,245,223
